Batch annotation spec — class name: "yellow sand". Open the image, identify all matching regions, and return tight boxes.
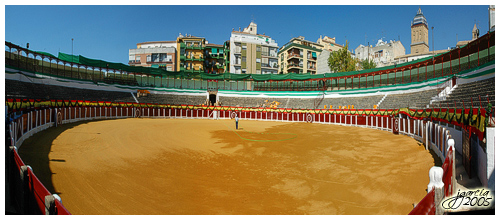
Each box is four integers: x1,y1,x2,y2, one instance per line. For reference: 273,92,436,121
19,118,435,214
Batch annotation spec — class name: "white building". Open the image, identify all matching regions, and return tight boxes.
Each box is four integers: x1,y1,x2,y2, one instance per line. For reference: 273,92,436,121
489,5,495,32
229,22,279,74
129,41,177,71
354,39,406,68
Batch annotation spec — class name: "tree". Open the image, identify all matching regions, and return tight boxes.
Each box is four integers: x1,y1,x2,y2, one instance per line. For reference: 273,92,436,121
360,58,377,70
328,41,357,73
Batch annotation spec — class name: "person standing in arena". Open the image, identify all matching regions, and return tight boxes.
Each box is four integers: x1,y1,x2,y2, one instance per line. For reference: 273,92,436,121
235,114,239,130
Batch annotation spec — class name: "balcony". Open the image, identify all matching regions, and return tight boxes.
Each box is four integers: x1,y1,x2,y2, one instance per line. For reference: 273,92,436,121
307,56,317,61
208,53,224,59
185,55,204,61
261,63,278,69
287,53,301,60
185,43,203,50
262,52,278,58
147,59,173,64
128,61,141,65
288,63,302,70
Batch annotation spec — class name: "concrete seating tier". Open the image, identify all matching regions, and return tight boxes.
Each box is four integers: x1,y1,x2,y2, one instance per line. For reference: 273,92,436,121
433,78,495,109
378,89,438,109
136,94,206,106
5,79,136,103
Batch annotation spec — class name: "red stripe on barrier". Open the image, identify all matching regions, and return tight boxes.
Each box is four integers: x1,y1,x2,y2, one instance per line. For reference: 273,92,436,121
28,168,52,214
13,149,25,170
442,147,454,197
54,199,71,215
409,188,436,215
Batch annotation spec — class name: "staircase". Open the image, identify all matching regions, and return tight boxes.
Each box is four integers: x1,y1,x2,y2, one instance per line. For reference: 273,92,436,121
313,92,325,109
376,94,388,108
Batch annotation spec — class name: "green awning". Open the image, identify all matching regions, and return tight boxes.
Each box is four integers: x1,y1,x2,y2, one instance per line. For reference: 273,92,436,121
312,52,317,58
219,49,223,53
212,48,218,54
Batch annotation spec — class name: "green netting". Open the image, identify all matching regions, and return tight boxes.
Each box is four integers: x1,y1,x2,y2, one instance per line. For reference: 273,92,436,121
36,51,57,59
31,37,490,84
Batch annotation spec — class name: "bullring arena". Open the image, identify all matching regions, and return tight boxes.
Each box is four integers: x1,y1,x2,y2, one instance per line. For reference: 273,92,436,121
5,30,495,215
18,117,433,215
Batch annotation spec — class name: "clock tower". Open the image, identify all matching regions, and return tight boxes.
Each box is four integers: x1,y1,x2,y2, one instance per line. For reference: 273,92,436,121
411,7,429,54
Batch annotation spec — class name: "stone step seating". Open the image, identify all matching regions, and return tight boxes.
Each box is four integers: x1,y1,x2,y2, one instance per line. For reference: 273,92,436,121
5,79,136,103
136,94,206,106
322,95,385,109
218,95,383,109
433,78,495,109
378,89,438,109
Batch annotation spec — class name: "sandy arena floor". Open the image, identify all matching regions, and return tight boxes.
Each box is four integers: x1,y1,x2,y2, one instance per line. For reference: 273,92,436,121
19,118,435,215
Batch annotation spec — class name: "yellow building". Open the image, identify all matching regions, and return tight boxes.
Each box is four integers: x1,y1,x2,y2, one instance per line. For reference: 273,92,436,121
177,35,205,73
278,36,323,74
316,35,343,52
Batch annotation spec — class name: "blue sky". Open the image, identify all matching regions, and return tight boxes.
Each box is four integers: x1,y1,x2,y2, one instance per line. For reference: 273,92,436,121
4,4,491,65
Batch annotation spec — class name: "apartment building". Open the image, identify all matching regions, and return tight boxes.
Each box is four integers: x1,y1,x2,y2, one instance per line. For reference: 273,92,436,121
128,41,177,71
278,36,323,74
316,35,344,74
204,42,230,74
316,35,343,52
176,35,206,73
355,39,406,68
229,22,279,74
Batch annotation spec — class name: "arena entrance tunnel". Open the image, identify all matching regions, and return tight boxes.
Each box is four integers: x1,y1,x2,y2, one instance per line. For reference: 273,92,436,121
209,94,217,106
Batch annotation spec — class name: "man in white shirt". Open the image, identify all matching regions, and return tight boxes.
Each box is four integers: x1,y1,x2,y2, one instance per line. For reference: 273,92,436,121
235,114,239,130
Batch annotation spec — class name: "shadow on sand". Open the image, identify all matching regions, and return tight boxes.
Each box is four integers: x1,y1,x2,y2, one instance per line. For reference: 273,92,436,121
16,119,121,195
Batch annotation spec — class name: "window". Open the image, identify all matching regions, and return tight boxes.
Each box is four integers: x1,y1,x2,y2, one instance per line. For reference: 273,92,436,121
256,70,261,74
129,55,135,61
167,66,173,71
256,46,261,52
166,55,172,62
136,56,141,62
256,58,261,63
147,55,151,62
242,45,247,49
152,54,159,62
242,69,246,74
242,56,246,62
262,58,268,65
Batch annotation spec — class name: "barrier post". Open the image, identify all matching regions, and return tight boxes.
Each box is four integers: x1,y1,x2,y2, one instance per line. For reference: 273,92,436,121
20,165,32,214
448,139,456,197
45,194,62,215
424,122,428,150
428,166,445,215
